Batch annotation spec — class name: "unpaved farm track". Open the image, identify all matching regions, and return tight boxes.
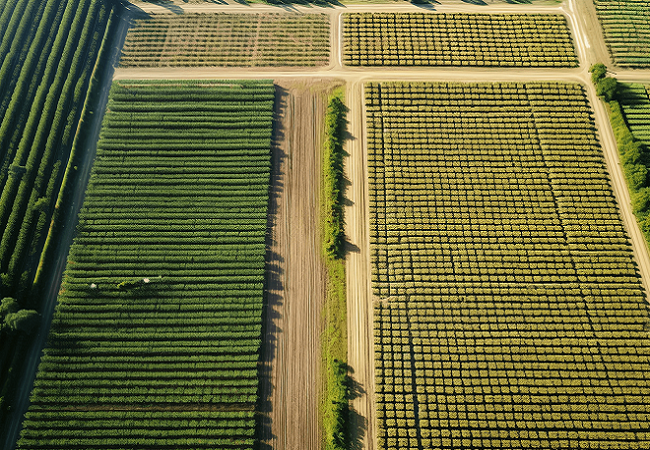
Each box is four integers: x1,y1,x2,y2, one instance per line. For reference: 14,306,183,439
260,79,339,450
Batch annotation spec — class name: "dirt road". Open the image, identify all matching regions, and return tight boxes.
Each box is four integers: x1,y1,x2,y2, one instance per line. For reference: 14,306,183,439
344,79,376,450
260,79,340,450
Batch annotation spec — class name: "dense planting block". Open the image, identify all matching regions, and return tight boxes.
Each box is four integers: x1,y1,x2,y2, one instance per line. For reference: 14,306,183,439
618,83,650,146
16,80,275,449
593,0,650,68
367,81,650,449
120,13,330,67
0,0,114,426
343,13,577,67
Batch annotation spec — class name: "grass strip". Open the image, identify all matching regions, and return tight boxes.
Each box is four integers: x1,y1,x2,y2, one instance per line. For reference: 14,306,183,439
320,86,350,450
590,63,650,241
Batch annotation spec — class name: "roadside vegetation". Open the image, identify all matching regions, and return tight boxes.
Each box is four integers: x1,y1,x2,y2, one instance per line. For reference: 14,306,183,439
367,81,650,449
343,13,577,67
0,0,116,434
321,88,350,450
591,63,650,243
16,80,274,449
592,0,650,68
120,13,330,68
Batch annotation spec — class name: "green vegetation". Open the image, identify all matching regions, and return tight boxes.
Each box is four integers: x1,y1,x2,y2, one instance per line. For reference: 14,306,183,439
367,81,650,449
343,13,577,67
0,298,38,334
120,13,330,68
16,80,275,449
0,0,114,430
618,83,650,147
593,0,650,68
321,87,349,450
591,67,650,245
322,93,347,260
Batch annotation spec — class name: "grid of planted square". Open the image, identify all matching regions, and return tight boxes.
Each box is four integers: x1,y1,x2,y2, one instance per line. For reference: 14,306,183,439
367,81,650,450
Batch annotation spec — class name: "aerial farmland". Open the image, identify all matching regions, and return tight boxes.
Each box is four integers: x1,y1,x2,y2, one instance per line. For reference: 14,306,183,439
0,0,649,449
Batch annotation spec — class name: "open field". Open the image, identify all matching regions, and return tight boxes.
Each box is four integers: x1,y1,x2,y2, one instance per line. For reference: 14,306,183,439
120,13,330,67
367,80,650,449
15,79,274,449
343,13,577,67
592,0,650,68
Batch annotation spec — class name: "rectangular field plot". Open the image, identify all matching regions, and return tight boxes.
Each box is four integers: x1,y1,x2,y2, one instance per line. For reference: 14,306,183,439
343,13,577,67
119,13,330,67
618,83,650,146
593,0,650,68
367,81,650,449
16,80,274,450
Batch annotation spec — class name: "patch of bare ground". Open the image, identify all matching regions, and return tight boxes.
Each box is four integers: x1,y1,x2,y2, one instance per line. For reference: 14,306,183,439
260,78,342,450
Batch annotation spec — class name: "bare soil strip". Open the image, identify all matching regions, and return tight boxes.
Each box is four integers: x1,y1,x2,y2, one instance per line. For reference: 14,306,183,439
260,79,339,450
344,79,375,450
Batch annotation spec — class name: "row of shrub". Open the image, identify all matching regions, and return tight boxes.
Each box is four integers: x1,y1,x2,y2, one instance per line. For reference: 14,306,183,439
0,0,117,436
590,64,650,241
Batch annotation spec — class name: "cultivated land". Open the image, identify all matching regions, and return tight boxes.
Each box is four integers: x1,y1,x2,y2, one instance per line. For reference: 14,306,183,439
120,13,330,68
4,0,650,449
0,0,115,441
592,0,650,68
16,80,274,450
343,13,577,67
618,83,650,146
368,80,650,449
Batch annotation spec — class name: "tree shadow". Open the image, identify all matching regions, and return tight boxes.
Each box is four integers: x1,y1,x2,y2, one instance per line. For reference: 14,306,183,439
141,0,185,14
461,0,487,4
346,366,368,450
257,83,289,449
261,0,344,7
410,0,439,8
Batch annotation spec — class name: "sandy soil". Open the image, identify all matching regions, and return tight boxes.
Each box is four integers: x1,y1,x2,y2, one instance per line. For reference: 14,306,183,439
344,79,375,450
259,79,339,450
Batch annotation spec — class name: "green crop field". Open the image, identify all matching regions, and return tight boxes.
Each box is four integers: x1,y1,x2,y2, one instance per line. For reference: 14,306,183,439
0,0,114,425
120,13,330,67
16,80,274,449
343,13,577,67
618,83,650,146
593,0,650,68
367,81,650,449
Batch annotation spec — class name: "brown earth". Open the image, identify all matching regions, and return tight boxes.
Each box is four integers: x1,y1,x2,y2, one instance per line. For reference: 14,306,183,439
259,78,341,450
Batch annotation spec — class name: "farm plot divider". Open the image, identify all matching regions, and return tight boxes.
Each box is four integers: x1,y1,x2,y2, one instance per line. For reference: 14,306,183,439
367,81,650,450
16,79,275,450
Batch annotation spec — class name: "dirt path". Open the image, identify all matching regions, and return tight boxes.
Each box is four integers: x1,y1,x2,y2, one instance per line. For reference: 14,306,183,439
344,79,375,450
260,79,338,450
